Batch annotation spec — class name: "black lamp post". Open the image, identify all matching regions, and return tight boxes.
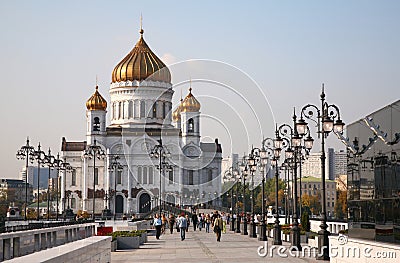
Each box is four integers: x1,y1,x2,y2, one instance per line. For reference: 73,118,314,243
32,143,46,220
45,148,55,220
274,116,314,251
296,85,344,260
247,147,268,239
16,137,35,220
84,139,106,220
108,155,123,220
235,173,242,233
259,137,276,242
54,154,71,220
224,167,240,231
239,156,248,235
150,138,171,215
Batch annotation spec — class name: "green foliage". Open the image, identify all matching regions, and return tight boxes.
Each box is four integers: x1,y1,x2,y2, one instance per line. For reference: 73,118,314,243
109,230,146,241
301,211,310,232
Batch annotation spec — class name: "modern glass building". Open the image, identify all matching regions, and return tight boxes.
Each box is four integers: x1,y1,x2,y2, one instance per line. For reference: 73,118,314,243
346,100,400,243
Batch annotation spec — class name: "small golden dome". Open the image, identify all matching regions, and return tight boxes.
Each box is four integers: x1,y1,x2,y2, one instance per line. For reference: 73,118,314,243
181,88,201,112
111,29,171,83
86,86,107,111
172,99,183,122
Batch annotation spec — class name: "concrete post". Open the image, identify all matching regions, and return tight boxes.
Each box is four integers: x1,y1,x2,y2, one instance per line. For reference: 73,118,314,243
34,234,40,251
41,233,47,250
3,238,11,260
47,232,52,248
13,237,20,258
52,231,57,247
0,239,3,260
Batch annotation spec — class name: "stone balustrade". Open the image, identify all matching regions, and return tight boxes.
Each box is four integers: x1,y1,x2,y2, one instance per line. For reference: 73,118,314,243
0,223,95,261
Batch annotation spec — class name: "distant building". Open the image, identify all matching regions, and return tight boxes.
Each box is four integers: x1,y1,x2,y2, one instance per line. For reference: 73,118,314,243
0,179,33,203
19,166,57,189
301,148,347,180
296,176,337,219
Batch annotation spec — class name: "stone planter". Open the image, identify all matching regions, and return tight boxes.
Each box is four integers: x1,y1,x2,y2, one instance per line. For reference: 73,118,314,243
116,236,140,249
300,234,307,243
139,232,147,245
111,240,117,252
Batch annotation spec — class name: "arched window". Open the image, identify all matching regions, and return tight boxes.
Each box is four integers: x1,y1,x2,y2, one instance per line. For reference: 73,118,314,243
140,101,145,118
138,167,142,184
208,169,213,185
94,168,99,185
188,118,194,132
162,101,166,118
118,102,122,119
93,117,100,131
149,167,154,184
168,170,174,184
143,167,148,184
152,102,157,118
71,198,76,209
117,170,122,185
71,169,76,186
122,101,125,119
112,103,116,119
128,101,133,118
188,170,194,185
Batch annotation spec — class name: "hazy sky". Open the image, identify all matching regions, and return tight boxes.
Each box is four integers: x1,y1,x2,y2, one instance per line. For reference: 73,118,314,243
1,0,399,179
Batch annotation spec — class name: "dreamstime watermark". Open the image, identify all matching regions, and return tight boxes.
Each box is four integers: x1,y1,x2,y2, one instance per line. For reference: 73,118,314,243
330,234,397,259
257,241,325,258
257,234,397,259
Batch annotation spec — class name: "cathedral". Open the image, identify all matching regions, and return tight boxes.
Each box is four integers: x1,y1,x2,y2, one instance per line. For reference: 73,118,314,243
60,27,222,217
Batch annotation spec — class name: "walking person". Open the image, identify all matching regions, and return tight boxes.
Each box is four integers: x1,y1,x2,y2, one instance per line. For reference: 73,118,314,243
221,212,227,233
185,214,190,232
198,213,203,231
169,214,176,234
205,214,211,233
192,213,198,231
213,214,223,242
153,214,162,240
178,213,187,240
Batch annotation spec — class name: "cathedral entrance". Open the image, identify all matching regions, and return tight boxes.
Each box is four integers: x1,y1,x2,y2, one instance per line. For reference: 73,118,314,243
139,193,151,213
166,194,176,206
115,195,124,214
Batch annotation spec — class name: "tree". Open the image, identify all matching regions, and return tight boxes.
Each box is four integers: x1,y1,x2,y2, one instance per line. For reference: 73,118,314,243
334,190,347,219
301,211,310,232
301,193,321,216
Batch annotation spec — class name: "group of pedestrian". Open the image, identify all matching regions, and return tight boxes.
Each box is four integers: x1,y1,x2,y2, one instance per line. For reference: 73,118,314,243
153,210,227,242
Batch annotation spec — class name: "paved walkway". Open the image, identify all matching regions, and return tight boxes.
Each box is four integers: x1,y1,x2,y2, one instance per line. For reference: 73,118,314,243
111,227,319,263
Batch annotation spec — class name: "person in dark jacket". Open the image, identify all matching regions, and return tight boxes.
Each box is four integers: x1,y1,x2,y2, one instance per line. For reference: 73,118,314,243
192,213,199,231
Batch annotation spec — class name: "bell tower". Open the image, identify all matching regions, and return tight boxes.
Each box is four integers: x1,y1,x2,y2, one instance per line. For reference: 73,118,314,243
86,85,107,143
180,88,201,146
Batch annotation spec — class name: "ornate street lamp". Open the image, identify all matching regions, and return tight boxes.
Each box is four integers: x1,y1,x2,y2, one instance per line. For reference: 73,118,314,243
259,138,275,242
296,85,344,260
239,156,249,235
83,139,106,220
108,155,123,220
224,166,240,231
149,138,172,215
275,114,314,251
16,137,35,220
247,147,268,239
32,143,46,220
54,154,71,220
44,148,55,220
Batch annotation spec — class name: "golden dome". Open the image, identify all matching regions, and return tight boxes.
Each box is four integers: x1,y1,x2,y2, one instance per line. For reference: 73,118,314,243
172,98,183,122
86,86,107,111
181,88,201,112
111,29,171,83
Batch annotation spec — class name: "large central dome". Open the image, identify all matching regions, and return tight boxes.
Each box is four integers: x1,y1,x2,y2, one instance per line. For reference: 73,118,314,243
111,29,171,83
